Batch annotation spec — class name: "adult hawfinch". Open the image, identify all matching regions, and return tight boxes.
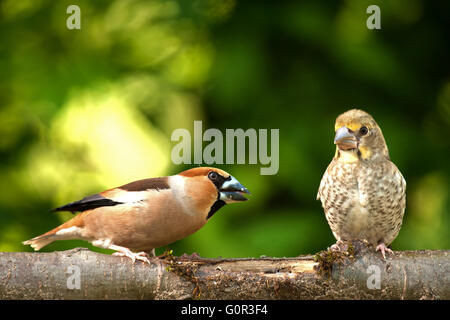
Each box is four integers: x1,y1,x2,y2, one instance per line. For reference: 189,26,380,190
23,167,250,263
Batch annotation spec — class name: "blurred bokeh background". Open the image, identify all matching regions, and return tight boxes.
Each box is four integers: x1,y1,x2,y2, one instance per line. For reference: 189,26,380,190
0,0,448,257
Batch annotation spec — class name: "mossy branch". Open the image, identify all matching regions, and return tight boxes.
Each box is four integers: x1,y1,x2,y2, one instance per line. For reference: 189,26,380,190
0,241,448,299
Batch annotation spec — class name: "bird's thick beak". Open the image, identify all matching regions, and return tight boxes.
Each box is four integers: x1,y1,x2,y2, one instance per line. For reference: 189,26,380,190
219,176,250,203
334,126,359,150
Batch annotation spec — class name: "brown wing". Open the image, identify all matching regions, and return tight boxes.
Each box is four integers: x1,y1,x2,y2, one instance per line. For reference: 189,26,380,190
52,177,170,213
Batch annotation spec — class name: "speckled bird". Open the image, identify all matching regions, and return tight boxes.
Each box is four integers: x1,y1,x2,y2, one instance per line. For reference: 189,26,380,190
317,109,406,259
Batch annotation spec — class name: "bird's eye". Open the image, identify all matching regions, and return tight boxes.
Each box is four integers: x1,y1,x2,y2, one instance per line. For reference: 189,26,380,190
208,171,218,180
359,126,368,135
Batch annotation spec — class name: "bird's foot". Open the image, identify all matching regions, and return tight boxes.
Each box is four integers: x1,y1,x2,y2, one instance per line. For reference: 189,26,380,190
111,247,151,264
329,240,348,252
376,243,393,260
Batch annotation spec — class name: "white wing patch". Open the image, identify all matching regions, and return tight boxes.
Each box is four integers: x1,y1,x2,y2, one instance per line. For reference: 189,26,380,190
110,191,148,203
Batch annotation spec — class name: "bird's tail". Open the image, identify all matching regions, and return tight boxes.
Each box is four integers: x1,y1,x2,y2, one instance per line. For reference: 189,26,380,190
22,234,56,251
23,213,86,251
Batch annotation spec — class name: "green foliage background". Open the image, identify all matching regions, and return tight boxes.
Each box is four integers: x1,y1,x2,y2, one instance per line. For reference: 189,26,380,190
0,0,448,257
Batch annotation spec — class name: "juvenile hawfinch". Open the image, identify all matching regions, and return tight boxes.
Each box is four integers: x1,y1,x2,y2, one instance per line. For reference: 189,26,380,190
317,109,406,259
23,167,250,263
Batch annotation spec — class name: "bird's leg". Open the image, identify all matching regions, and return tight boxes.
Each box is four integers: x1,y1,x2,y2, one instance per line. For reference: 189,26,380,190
109,244,151,264
376,243,393,260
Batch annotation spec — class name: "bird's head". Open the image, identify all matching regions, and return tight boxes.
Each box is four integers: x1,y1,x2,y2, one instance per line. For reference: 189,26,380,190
333,109,389,162
178,167,250,219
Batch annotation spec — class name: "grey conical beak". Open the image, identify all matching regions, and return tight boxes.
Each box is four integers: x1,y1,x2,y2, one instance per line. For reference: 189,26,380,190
219,176,250,203
334,126,359,150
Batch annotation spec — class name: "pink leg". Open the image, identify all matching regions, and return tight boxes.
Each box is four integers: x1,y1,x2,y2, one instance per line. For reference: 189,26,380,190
329,240,346,251
109,244,151,264
376,243,393,260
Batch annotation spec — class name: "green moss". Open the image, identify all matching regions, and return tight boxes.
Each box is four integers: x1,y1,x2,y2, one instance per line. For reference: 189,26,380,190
315,249,341,277
314,241,356,276
163,253,202,299
347,243,355,258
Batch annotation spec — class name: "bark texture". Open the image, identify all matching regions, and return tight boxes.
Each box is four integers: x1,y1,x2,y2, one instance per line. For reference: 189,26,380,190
0,241,448,299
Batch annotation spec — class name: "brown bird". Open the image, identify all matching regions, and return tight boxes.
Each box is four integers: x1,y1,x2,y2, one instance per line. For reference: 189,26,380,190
23,167,250,263
317,109,406,259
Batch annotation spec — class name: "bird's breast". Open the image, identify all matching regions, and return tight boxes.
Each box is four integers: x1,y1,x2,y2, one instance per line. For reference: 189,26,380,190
321,160,404,245
320,161,373,240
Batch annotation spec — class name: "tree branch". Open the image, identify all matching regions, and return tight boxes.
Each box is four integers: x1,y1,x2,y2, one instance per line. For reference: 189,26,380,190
0,241,448,299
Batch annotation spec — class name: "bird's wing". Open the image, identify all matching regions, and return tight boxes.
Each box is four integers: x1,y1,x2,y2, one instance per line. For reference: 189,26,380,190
317,160,334,201
51,193,123,213
52,177,170,213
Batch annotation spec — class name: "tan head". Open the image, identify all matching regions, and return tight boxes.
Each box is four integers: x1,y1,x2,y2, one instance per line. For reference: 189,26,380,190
178,167,250,219
333,109,389,162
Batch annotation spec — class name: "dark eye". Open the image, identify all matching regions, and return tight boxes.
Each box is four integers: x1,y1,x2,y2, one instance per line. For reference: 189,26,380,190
359,126,368,135
208,171,218,180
